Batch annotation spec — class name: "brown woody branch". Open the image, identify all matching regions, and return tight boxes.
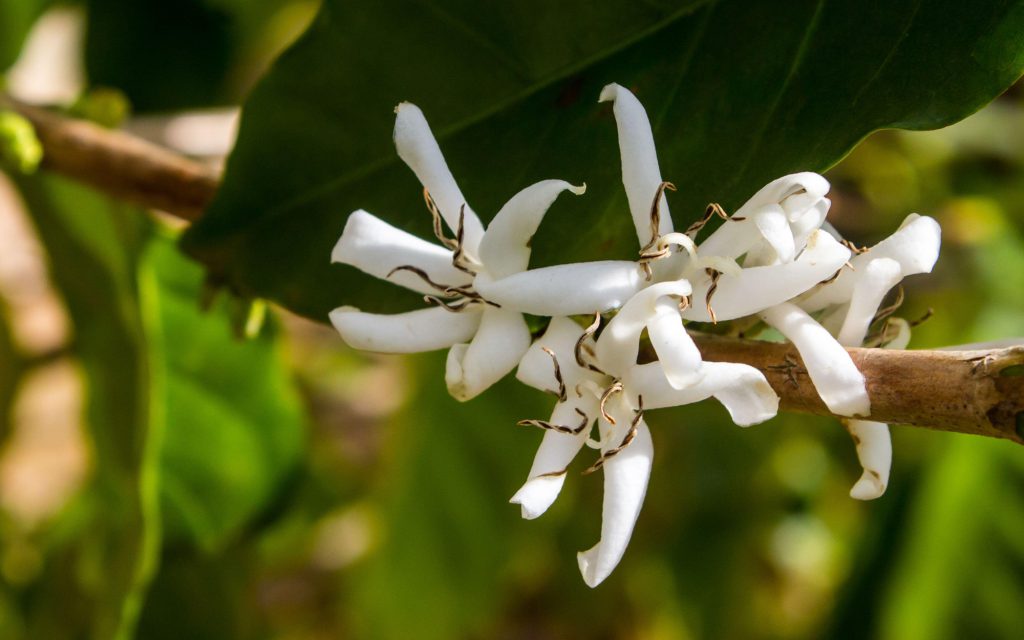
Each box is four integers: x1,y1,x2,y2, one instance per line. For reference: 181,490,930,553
4,96,1022,444
1,95,218,221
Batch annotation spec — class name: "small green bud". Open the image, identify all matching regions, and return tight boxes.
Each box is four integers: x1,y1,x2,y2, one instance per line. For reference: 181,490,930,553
0,110,43,174
70,87,131,129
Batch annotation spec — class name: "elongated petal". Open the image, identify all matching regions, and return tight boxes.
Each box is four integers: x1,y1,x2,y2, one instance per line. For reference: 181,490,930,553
760,303,869,417
599,83,674,246
595,280,692,378
511,399,598,519
330,306,481,353
393,102,485,251
753,204,795,264
475,261,645,316
837,257,902,346
684,230,851,322
578,398,653,588
332,209,472,294
625,361,778,426
647,299,703,389
792,198,831,252
478,180,586,279
445,308,531,401
845,419,891,500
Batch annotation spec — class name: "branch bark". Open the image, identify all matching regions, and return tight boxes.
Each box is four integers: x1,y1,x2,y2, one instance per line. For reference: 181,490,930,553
5,96,1022,444
1,96,218,221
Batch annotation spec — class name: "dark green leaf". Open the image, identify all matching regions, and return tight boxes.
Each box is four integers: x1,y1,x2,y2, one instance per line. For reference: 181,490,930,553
184,0,1024,320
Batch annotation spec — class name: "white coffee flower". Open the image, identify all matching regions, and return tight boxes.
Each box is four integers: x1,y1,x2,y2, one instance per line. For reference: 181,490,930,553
330,103,584,400
513,315,778,587
797,213,941,499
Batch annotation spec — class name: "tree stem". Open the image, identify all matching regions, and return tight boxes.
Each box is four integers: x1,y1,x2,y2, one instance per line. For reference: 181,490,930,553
5,96,1022,444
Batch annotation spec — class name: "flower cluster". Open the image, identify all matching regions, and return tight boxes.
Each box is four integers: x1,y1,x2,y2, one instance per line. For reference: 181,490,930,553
329,84,941,587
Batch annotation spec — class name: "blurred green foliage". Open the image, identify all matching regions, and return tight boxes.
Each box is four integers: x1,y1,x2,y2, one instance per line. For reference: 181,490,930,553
1,1,1024,639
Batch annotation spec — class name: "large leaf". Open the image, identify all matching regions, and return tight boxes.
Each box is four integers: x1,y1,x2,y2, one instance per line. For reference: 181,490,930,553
184,0,1024,319
150,233,306,552
13,174,307,636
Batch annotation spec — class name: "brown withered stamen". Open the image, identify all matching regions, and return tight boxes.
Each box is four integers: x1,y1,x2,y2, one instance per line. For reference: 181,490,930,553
599,381,624,424
685,202,730,237
424,188,458,250
583,396,643,475
450,204,478,276
871,285,905,327
387,265,464,297
517,408,590,435
542,346,568,402
840,238,869,255
705,268,722,324
536,468,569,479
575,312,606,374
910,308,934,328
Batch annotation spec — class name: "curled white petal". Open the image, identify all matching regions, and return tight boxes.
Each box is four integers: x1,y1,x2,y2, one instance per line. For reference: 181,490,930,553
599,83,674,246
753,204,796,264
393,102,485,251
647,299,703,389
478,180,586,279
837,257,903,346
760,302,869,417
329,306,481,353
699,172,830,257
475,261,645,316
331,209,472,294
845,419,892,500
684,230,851,323
577,398,653,588
866,214,941,277
511,399,598,519
802,214,942,311
445,308,531,401
625,361,778,426
594,280,693,378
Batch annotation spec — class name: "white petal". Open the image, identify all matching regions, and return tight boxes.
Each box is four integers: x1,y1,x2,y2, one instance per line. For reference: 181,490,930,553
759,303,870,417
837,257,903,346
684,230,851,322
516,316,592,392
801,215,941,313
329,306,481,353
594,280,692,378
882,317,912,350
625,361,778,426
474,261,645,316
647,299,703,389
511,399,597,519
698,173,829,257
753,204,795,264
393,102,485,252
845,419,891,500
791,198,831,252
599,83,674,247
478,180,586,279
445,308,531,401
331,209,472,294
860,214,941,277
577,398,653,588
